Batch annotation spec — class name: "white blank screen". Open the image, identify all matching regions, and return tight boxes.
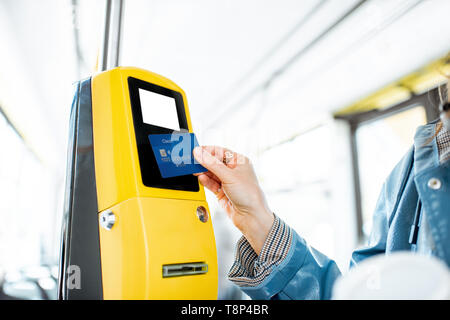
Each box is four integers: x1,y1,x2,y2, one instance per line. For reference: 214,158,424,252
139,88,180,131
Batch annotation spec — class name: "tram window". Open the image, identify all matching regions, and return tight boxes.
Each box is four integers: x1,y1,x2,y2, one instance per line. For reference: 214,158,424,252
356,106,427,238
258,125,336,258
0,114,57,270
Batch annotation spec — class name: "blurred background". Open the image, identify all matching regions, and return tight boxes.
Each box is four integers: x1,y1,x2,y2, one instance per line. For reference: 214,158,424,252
0,0,449,299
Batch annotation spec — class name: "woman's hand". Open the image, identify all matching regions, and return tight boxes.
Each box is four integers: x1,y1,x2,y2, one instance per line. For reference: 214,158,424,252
193,146,274,255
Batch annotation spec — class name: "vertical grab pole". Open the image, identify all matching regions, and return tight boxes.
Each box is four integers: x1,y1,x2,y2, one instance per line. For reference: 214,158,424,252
99,0,124,71
108,0,124,69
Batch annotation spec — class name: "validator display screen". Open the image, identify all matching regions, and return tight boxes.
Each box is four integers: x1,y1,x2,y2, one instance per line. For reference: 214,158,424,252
139,88,180,131
128,77,199,192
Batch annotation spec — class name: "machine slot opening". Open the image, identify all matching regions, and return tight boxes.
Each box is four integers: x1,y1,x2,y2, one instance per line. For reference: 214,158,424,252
162,262,208,278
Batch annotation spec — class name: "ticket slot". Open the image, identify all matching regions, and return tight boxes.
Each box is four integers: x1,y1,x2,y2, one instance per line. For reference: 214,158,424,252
163,262,208,278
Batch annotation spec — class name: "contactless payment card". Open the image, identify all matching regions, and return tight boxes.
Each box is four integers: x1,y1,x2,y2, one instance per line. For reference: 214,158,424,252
148,133,207,178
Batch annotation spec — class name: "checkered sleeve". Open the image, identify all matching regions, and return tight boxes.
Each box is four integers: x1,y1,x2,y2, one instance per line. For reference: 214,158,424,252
228,215,293,287
436,127,450,163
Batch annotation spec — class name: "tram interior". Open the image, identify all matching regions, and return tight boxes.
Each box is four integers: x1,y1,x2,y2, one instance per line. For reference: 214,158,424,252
0,0,449,299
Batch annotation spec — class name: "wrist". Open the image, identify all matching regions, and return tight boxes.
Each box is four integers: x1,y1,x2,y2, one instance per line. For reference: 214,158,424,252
241,207,274,255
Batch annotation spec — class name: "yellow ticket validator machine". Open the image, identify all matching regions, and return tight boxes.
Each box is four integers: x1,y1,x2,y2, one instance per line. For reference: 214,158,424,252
58,67,218,300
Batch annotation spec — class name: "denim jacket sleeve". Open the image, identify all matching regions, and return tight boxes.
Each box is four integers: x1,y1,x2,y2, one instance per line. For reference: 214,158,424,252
234,148,415,300
237,228,341,300
236,187,386,300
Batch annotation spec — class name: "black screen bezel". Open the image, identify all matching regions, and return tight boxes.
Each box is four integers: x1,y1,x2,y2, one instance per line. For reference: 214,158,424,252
128,76,199,192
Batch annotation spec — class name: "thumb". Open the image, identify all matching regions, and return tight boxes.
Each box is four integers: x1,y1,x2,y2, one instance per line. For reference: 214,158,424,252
193,146,230,181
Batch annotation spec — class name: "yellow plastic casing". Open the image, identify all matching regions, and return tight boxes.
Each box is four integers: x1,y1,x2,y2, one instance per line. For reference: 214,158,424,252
91,67,218,299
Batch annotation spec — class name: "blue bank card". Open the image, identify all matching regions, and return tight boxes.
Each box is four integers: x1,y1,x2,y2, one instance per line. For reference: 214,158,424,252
148,133,207,178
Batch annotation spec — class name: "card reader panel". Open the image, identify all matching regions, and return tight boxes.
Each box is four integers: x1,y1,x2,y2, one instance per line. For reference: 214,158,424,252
128,77,199,191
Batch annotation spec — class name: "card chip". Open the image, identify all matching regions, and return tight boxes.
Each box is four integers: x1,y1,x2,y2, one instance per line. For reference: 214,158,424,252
159,149,167,157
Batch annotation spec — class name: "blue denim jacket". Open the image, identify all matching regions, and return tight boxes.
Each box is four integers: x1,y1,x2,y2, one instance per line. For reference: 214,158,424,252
240,122,450,300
